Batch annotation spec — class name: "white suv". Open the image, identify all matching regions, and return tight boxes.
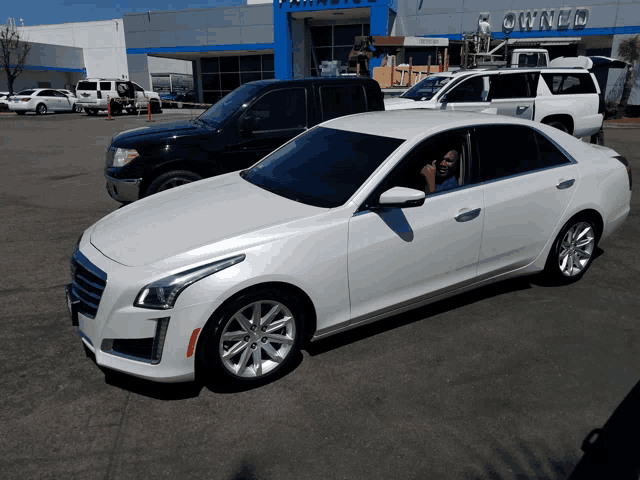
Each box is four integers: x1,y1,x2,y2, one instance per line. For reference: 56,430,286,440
384,67,604,140
75,79,162,116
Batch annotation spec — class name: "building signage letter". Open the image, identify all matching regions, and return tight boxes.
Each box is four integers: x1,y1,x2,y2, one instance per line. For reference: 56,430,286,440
519,11,537,31
557,9,571,29
502,12,516,33
574,8,588,29
316,0,327,5
539,9,554,31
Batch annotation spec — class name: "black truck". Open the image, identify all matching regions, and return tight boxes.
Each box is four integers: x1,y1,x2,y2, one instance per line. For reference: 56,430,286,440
105,77,385,203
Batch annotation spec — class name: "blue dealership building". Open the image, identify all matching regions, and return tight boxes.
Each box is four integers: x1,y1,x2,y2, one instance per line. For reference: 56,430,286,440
117,0,640,104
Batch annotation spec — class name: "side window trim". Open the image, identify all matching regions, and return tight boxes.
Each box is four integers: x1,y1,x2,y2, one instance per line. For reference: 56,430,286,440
240,87,309,133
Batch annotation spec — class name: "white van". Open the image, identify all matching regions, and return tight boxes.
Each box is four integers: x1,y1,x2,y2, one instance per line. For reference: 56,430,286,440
384,67,603,139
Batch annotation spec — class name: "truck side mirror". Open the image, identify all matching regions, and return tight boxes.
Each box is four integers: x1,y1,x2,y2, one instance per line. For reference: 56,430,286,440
240,114,257,134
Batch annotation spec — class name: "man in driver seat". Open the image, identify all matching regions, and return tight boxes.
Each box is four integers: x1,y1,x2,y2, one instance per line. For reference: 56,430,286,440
420,149,460,196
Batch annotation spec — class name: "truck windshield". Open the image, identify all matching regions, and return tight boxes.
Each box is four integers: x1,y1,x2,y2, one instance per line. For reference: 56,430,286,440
197,84,265,127
401,76,453,101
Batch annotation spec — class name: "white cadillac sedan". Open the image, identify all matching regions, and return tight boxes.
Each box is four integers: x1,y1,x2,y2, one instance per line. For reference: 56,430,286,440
66,111,632,386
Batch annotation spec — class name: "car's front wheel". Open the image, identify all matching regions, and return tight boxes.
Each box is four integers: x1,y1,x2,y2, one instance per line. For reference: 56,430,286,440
145,170,203,196
543,215,598,285
199,288,304,386
36,103,47,115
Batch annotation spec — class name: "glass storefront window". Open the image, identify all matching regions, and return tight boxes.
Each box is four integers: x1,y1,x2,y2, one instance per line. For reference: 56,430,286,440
240,55,262,72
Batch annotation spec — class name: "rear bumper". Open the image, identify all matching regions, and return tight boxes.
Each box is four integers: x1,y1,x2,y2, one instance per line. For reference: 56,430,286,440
105,174,142,203
76,99,107,110
8,102,32,112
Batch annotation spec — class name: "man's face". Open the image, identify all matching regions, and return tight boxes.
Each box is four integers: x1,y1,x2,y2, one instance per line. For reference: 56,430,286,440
436,151,459,179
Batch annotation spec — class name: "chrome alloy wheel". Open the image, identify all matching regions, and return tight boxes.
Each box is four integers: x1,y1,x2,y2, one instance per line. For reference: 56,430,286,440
558,221,595,277
219,301,296,378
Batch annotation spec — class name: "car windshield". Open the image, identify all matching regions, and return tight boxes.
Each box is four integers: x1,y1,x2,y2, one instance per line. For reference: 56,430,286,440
16,90,36,96
401,76,454,101
197,83,265,127
242,127,405,208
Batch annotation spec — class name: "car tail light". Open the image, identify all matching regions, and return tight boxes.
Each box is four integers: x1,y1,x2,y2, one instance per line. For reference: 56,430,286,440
614,156,632,190
21,98,30,102
97,91,102,99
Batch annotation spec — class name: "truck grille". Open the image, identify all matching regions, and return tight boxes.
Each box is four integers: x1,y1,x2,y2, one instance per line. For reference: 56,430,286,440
70,251,107,319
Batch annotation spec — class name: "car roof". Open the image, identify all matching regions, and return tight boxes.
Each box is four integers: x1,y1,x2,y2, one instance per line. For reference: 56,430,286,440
244,77,378,88
430,66,591,78
322,110,541,140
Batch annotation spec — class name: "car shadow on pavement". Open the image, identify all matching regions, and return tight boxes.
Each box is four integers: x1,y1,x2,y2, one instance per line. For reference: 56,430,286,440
305,275,535,357
568,376,640,479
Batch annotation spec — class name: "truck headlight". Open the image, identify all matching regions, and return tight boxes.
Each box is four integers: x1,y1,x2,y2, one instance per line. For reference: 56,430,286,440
113,148,139,167
134,254,246,310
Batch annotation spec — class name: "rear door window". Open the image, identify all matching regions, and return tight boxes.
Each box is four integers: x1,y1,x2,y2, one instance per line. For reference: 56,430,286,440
99,82,112,90
536,132,572,168
492,72,539,99
471,125,539,183
541,73,597,95
77,82,97,91
37,90,54,97
319,85,367,121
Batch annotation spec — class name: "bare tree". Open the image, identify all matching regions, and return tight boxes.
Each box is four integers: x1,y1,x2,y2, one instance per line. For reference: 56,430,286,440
616,34,640,118
0,22,31,95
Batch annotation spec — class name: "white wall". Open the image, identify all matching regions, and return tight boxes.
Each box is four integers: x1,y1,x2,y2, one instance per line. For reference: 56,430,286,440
147,56,193,75
19,20,129,80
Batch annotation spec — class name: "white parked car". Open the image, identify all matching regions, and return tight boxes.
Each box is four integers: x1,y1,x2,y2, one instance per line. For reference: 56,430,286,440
0,92,10,109
8,88,79,115
66,110,631,386
385,67,604,141
56,89,82,112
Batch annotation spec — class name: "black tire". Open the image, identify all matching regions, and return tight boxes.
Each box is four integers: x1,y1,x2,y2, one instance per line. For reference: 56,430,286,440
110,100,122,116
198,287,305,387
590,126,605,146
85,108,99,116
151,101,162,114
542,214,599,285
145,170,203,197
35,103,47,115
546,120,569,134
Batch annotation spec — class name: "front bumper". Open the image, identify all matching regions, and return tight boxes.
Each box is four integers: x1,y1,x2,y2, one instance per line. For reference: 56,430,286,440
105,174,142,203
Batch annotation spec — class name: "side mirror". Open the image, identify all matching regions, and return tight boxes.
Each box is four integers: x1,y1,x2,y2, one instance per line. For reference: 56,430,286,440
378,187,425,208
240,114,257,134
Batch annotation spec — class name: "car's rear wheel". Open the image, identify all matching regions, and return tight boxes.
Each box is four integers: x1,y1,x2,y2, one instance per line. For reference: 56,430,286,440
36,103,47,115
85,108,98,116
543,215,598,285
199,287,304,386
145,170,203,196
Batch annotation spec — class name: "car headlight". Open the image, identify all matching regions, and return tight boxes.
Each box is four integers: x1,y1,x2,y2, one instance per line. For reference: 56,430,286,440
113,148,139,167
134,254,246,310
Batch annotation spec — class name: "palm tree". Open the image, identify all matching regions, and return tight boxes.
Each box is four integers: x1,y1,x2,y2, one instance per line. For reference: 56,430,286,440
616,34,640,118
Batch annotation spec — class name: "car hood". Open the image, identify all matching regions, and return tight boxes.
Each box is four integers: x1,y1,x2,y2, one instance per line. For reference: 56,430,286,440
90,173,324,267
111,119,208,147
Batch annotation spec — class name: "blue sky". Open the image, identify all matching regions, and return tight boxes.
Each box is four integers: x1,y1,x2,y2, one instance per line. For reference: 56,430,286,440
5,0,245,27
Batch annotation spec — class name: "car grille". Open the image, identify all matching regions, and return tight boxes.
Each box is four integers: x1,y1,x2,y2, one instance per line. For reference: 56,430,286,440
70,251,107,319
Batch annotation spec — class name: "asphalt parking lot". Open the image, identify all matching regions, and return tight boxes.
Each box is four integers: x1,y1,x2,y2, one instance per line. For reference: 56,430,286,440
1,110,639,479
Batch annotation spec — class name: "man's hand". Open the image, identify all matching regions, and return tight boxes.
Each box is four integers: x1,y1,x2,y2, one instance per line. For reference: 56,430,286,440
421,161,437,193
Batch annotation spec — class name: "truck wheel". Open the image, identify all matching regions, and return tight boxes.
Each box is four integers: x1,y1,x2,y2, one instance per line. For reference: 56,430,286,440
145,170,203,196
151,101,162,114
176,102,184,109
546,120,569,134
590,127,605,146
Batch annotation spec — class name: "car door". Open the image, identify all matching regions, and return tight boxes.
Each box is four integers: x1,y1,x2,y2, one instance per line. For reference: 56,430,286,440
470,125,580,280
347,128,485,322
226,87,309,168
489,71,538,120
37,90,58,110
52,90,73,111
131,82,147,108
440,74,497,113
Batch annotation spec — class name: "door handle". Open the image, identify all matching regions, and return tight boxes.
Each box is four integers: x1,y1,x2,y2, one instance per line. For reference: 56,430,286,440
455,208,481,222
516,105,530,113
556,179,575,190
